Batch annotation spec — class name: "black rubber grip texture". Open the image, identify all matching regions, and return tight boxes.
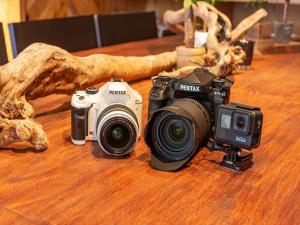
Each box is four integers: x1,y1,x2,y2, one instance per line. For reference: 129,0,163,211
71,107,89,141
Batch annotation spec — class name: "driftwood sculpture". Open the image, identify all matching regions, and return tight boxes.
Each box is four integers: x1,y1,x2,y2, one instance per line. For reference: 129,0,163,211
0,3,267,150
0,43,176,150
164,1,268,76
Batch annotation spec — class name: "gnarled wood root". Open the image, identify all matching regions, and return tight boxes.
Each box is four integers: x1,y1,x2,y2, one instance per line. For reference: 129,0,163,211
0,43,177,149
163,2,268,77
0,118,47,150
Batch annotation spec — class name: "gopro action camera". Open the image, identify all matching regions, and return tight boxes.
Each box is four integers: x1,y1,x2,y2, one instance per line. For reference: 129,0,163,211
71,79,142,157
145,68,263,172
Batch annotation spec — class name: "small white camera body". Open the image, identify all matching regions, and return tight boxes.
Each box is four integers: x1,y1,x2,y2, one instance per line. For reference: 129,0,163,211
71,79,142,156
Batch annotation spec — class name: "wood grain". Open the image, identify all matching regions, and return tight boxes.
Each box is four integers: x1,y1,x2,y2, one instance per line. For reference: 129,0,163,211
22,0,232,24
24,0,146,20
0,35,299,225
23,0,181,22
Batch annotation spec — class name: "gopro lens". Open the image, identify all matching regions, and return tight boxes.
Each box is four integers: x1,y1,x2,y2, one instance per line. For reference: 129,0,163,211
236,117,246,129
232,113,250,133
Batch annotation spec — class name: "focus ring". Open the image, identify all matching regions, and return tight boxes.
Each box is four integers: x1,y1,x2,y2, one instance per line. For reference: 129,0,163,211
96,104,138,129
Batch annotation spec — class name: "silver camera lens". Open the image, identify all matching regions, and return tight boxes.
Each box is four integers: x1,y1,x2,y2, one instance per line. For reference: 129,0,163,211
96,105,138,156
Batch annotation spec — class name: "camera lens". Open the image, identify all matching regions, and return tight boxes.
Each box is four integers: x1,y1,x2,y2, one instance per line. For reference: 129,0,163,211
236,117,245,129
161,116,190,151
147,98,211,162
169,120,185,140
107,124,130,148
153,113,193,161
97,105,138,156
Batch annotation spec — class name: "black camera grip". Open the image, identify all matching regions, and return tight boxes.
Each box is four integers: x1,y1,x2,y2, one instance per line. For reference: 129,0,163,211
71,107,89,141
148,98,168,119
148,87,169,119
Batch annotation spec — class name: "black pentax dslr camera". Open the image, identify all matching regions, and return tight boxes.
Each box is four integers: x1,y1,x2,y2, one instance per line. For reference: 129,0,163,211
145,68,263,172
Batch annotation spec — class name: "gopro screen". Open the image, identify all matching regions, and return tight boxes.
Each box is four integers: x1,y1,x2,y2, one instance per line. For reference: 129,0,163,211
221,114,231,129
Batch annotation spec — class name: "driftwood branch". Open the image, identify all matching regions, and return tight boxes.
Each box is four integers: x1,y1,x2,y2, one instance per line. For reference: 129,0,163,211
0,43,176,149
163,2,268,77
231,9,269,42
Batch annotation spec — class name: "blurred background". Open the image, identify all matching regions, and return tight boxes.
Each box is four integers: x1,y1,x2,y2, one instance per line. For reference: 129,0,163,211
0,0,299,61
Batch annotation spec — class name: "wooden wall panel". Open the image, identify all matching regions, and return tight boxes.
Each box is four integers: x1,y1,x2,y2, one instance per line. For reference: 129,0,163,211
0,0,21,61
146,0,182,23
25,0,148,20
23,0,233,26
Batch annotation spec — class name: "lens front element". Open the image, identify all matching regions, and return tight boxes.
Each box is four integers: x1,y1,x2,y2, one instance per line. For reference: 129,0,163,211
236,117,246,129
233,113,249,133
162,117,190,150
169,121,185,140
107,124,130,149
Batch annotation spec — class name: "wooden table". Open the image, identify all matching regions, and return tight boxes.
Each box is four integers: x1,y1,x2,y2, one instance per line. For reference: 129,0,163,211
0,36,299,225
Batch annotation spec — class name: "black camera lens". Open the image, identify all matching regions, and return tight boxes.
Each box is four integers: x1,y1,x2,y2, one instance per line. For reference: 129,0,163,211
161,116,191,152
236,117,246,129
153,113,194,161
107,124,130,148
146,98,211,163
99,117,137,156
169,120,186,140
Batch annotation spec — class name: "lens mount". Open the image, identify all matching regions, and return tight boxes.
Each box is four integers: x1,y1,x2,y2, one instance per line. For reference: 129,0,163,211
97,106,138,156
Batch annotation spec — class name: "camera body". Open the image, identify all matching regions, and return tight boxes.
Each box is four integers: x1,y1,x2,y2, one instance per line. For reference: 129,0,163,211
148,68,232,121
71,79,142,156
145,68,263,171
215,103,262,149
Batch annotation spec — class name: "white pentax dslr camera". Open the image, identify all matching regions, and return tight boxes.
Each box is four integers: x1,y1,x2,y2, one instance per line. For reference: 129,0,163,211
71,79,142,156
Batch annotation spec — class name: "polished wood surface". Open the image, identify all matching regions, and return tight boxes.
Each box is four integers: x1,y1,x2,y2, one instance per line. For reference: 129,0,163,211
0,35,299,225
73,35,182,56
256,39,300,54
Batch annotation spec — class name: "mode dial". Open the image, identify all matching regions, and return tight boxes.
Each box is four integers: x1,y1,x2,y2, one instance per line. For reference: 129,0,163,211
86,87,98,95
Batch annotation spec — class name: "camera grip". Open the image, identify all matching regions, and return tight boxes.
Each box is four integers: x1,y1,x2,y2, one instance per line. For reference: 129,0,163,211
148,97,168,119
148,87,169,119
71,107,89,145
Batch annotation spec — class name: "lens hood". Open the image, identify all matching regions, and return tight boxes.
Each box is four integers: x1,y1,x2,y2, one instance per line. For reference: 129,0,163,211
145,98,211,171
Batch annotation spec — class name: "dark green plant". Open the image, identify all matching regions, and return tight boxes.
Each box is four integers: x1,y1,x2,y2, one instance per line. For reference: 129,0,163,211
183,0,218,9
180,0,221,47
246,0,268,9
